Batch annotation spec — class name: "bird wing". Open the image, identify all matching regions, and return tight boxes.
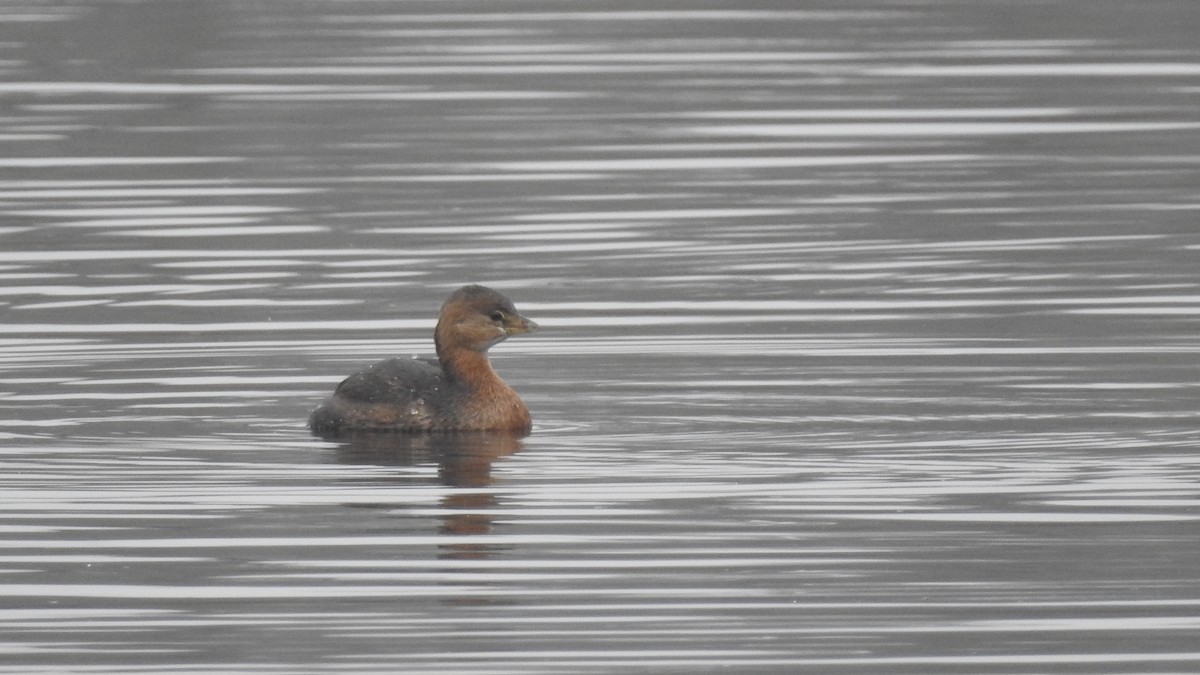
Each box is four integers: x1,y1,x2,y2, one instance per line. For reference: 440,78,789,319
332,357,445,404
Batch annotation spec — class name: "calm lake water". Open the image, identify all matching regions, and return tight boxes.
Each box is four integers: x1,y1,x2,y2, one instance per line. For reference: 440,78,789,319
2,1,1200,672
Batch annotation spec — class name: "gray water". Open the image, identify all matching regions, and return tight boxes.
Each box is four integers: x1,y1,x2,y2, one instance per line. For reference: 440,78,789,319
2,1,1200,672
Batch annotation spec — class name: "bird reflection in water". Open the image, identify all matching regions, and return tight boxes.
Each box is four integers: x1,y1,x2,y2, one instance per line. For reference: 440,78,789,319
325,431,524,562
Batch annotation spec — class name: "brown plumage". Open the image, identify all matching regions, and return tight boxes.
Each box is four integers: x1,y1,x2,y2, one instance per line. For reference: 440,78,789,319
309,285,539,433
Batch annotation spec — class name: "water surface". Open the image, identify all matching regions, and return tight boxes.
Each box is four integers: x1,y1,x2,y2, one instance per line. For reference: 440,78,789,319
1,1,1199,672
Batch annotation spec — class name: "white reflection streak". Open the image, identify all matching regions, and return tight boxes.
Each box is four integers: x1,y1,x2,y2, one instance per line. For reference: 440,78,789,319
515,208,798,221
522,294,1200,311
839,512,1198,523
480,154,979,171
107,226,328,237
0,534,748,549
683,107,1081,119
0,83,573,97
690,121,1200,136
872,63,1200,76
51,218,261,229
0,157,241,168
0,187,314,198
10,206,293,217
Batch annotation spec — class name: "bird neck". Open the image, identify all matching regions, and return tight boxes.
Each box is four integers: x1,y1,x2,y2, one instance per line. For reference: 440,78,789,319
438,345,503,390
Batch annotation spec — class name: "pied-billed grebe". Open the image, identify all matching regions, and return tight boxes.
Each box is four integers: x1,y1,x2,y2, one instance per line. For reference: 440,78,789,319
309,285,539,433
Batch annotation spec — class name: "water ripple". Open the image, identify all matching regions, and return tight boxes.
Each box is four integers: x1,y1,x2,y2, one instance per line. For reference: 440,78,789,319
2,0,1198,671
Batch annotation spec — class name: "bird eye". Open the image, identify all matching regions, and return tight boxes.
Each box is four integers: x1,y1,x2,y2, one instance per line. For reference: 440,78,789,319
489,311,506,323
